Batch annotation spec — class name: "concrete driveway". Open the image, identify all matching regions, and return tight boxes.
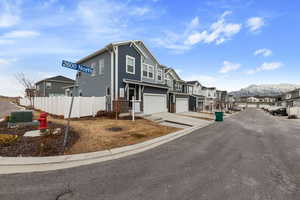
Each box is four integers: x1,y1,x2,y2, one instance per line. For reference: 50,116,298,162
178,111,215,120
146,112,212,128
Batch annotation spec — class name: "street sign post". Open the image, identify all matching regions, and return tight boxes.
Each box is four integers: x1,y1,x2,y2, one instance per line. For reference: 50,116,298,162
62,60,93,147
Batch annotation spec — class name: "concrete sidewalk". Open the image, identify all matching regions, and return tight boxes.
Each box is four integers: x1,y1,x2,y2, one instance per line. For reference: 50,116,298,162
145,112,212,128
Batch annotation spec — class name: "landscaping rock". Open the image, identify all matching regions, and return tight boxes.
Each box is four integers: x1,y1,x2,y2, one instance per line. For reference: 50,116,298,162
24,130,44,137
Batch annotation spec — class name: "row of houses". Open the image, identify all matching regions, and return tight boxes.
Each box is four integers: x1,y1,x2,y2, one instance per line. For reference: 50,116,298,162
34,40,234,115
234,88,300,110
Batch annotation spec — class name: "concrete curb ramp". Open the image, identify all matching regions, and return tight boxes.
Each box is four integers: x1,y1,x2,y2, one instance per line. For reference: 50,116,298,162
0,122,213,174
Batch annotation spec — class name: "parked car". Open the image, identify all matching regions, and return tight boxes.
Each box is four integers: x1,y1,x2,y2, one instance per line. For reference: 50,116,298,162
270,108,288,116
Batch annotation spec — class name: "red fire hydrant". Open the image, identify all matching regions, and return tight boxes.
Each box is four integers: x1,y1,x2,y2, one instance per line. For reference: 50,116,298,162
38,112,48,130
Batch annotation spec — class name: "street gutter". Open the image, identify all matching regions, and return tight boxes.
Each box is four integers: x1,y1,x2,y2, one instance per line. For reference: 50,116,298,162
0,121,214,174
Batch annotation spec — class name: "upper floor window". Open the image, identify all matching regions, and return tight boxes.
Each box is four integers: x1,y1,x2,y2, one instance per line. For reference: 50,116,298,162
157,69,162,81
99,59,104,75
126,55,135,74
142,63,154,79
143,64,148,77
91,62,97,77
36,85,40,91
149,66,154,79
46,82,52,89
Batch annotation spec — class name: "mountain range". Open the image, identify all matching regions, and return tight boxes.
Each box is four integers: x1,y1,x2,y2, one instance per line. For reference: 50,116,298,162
229,84,300,97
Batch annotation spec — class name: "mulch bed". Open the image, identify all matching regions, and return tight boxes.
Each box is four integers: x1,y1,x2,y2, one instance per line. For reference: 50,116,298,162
0,121,79,157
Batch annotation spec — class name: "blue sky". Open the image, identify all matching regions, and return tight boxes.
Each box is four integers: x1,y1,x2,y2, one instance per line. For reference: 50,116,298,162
0,0,299,96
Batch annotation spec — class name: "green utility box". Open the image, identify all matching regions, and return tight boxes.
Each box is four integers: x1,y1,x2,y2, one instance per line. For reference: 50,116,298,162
9,110,33,123
215,112,224,122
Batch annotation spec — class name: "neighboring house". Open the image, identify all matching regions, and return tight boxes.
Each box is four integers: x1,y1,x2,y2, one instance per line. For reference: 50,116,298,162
215,90,228,110
75,40,169,114
283,88,300,107
201,86,217,111
164,68,190,113
35,76,75,97
236,95,276,108
186,81,206,112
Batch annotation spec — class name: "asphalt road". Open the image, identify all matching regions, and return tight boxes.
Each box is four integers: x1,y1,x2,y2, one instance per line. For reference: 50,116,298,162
0,101,20,118
1,109,300,200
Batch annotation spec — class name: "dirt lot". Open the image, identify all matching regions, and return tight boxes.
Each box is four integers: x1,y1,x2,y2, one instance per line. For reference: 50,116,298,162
32,111,179,155
50,117,179,155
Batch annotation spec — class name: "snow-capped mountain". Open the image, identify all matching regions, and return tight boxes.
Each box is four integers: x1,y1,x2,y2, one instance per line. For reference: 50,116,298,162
230,84,300,97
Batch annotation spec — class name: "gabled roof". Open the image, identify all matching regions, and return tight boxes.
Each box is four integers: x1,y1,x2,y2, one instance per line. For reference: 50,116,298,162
76,40,162,66
164,67,183,81
35,76,75,85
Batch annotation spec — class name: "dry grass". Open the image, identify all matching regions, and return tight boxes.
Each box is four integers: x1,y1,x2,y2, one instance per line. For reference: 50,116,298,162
33,111,179,154
0,97,20,103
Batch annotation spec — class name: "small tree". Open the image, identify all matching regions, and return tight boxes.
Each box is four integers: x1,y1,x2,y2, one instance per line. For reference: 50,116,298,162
15,73,36,107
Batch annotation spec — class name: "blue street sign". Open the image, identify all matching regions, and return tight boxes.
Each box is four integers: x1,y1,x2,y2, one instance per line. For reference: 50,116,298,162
62,60,93,74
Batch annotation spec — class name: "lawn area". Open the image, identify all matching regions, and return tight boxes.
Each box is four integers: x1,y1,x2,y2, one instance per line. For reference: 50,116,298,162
34,111,179,155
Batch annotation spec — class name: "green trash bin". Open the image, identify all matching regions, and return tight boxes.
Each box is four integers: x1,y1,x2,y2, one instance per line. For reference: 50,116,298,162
215,112,224,122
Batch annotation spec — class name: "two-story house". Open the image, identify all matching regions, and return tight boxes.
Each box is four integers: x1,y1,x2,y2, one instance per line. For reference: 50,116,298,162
35,76,75,97
75,40,169,115
186,81,206,112
164,68,190,113
215,90,228,110
201,86,217,111
283,89,300,107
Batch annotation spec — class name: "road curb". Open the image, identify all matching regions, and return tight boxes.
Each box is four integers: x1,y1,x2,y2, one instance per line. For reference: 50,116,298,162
0,122,213,174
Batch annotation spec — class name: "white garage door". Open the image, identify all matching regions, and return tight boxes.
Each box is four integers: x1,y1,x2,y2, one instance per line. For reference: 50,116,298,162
176,98,188,113
143,93,167,115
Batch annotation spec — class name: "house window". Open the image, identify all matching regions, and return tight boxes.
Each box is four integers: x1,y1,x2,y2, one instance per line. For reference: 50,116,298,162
142,63,154,79
91,62,97,77
157,69,162,81
143,64,148,77
46,82,52,89
126,55,135,74
106,87,111,95
99,59,104,75
36,85,40,91
148,66,154,79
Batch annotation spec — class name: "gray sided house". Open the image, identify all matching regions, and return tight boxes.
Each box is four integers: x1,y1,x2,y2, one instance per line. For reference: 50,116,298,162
186,80,205,112
35,76,75,97
75,40,169,114
164,68,190,113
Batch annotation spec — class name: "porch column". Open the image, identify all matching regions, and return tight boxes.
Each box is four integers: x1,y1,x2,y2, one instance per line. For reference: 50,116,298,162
138,85,141,100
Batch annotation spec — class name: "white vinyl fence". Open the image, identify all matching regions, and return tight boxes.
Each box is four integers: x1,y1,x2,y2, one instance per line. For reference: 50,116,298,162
20,96,106,118
287,107,300,117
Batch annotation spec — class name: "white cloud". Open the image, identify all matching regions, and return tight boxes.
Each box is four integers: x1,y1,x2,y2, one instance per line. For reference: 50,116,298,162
247,17,264,32
0,39,15,45
0,75,23,97
130,7,150,16
246,62,283,74
2,30,40,39
0,0,21,28
154,11,241,52
254,48,272,57
219,61,241,73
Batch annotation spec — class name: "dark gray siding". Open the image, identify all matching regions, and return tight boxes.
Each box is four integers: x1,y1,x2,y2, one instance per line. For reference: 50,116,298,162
118,44,141,94
144,86,168,94
77,51,111,97
36,81,73,97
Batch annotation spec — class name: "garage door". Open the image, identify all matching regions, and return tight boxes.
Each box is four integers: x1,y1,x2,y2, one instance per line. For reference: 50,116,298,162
176,98,188,113
143,93,167,115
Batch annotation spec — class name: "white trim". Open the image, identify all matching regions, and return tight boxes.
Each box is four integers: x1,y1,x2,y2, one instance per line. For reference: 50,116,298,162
126,55,135,74
142,63,155,79
157,68,163,81
110,50,114,108
115,46,119,99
